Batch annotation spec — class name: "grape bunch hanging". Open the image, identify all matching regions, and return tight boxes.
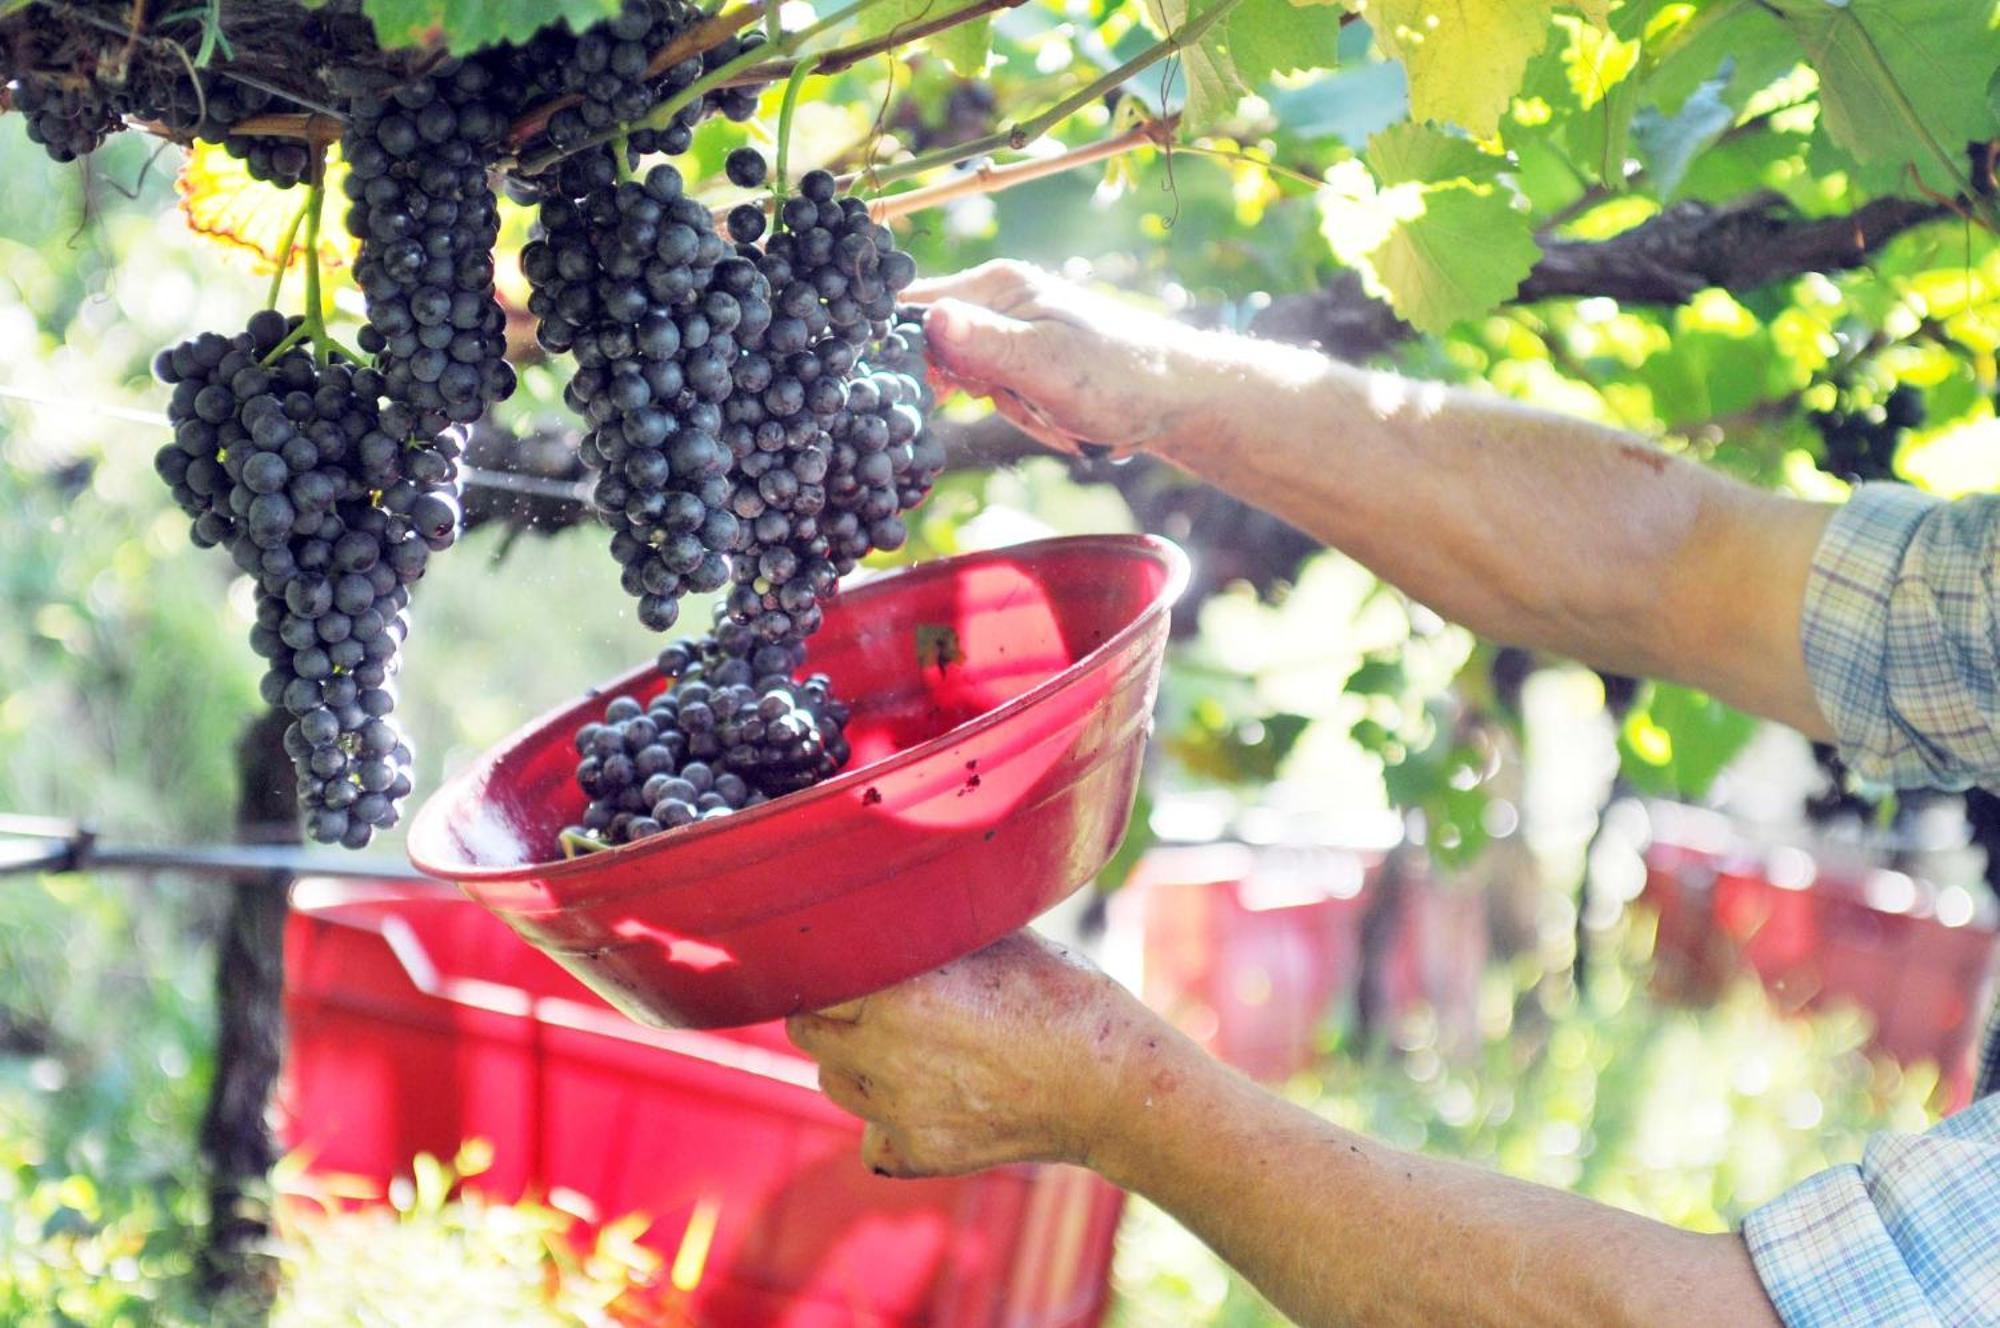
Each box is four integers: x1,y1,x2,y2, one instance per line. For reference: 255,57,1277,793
8,5,379,184
561,626,852,848
50,0,948,850
519,146,944,648
153,312,456,848
1809,381,1925,484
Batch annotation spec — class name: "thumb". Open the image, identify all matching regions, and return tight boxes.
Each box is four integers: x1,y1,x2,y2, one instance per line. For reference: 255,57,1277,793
924,298,1043,392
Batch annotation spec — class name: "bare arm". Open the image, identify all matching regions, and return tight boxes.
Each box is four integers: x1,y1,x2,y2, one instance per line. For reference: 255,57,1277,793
787,935,1782,1328
906,262,1834,737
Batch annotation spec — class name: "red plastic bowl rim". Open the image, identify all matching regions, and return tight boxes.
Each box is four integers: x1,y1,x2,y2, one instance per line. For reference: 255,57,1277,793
409,533,1190,886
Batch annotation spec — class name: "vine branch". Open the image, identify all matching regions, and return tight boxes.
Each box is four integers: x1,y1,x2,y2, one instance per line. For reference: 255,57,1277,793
724,0,1029,85
504,3,767,151
849,0,1248,193
513,0,897,176
1519,193,1946,303
862,114,1177,221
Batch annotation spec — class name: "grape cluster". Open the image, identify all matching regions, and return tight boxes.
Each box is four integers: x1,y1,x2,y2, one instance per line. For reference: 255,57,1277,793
198,82,318,188
561,620,851,847
501,0,764,162
142,76,319,187
720,169,939,643
552,161,951,848
9,61,320,184
1810,382,1924,484
153,311,461,847
11,75,123,163
522,154,747,631
342,58,516,430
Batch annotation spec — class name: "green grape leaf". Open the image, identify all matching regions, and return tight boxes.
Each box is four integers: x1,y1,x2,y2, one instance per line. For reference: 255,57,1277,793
1554,13,1642,181
929,14,995,77
1617,682,1757,800
1145,0,1244,130
1224,0,1344,89
1370,0,1557,135
1367,187,1539,333
850,0,998,77
1364,121,1499,186
1630,72,1735,198
1146,0,1342,128
1321,150,1541,335
1766,0,2000,195
351,0,622,52
1641,0,1799,116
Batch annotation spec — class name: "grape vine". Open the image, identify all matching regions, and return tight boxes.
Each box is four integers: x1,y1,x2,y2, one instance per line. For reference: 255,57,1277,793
153,302,458,847
562,624,850,848
17,0,966,849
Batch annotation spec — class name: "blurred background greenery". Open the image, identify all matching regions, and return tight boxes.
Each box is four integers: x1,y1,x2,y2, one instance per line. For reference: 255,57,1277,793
3,0,1998,1322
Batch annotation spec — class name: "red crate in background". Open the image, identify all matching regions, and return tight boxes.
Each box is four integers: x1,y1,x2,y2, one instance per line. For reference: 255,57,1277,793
1637,822,1737,1002
1642,808,2000,1110
280,879,1123,1328
1109,842,1485,1082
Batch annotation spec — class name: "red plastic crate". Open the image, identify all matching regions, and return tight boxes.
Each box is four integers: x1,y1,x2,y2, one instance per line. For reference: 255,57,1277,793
1113,844,1369,1081
1642,809,2000,1109
279,879,1124,1328
1111,842,1485,1081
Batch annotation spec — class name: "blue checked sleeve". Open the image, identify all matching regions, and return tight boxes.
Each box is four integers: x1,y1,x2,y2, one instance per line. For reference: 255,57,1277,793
1802,484,2000,791
1743,1095,2000,1327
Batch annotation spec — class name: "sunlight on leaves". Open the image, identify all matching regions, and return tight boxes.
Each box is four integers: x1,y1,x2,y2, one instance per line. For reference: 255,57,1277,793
176,142,355,274
1367,0,1557,135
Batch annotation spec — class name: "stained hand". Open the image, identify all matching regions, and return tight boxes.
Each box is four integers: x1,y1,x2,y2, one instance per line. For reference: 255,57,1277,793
785,931,1166,1178
903,261,1228,460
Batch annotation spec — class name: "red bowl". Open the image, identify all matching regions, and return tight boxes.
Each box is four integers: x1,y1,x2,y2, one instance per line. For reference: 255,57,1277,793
408,534,1189,1028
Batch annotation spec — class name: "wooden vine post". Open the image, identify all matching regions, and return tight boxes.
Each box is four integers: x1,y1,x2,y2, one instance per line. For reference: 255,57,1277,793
199,707,296,1310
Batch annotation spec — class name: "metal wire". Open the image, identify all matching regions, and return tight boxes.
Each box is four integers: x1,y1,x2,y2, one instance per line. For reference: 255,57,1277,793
0,813,433,882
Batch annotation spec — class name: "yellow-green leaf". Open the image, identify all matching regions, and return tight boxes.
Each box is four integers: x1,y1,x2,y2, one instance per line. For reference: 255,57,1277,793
176,142,354,274
1368,0,1558,135
1146,0,1248,129
850,0,999,79
1146,0,1343,129
1320,153,1541,335
1364,121,1498,186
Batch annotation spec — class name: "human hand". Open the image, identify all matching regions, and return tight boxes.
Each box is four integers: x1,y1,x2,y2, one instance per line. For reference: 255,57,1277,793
904,261,1232,460
784,931,1168,1178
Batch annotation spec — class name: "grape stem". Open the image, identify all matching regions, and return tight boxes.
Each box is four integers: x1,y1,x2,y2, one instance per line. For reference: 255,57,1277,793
264,190,311,309
724,0,1028,85
268,150,362,367
503,4,769,152
301,157,330,362
856,114,1179,222
559,828,610,858
850,0,1248,193
514,0,902,177
771,53,823,211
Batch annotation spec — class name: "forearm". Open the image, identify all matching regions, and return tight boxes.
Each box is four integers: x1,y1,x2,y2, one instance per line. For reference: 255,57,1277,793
1156,341,1833,736
1094,1028,1780,1328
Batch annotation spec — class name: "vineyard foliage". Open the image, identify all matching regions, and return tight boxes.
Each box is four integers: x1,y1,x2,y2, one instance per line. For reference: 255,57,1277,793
2,0,1995,836
2,0,1998,1322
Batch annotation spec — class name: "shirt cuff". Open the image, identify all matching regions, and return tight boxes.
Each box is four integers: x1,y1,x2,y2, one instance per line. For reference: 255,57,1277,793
1799,484,1944,787
1743,1166,1940,1328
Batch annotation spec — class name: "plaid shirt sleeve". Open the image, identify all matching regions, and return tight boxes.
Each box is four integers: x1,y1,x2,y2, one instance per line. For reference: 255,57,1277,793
1801,483,2000,791
1747,485,2000,1324
1743,1094,2000,1326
